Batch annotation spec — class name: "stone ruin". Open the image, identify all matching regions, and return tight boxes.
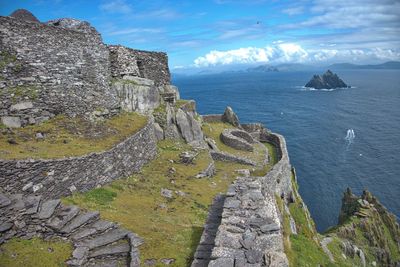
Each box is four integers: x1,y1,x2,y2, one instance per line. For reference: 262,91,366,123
0,9,177,128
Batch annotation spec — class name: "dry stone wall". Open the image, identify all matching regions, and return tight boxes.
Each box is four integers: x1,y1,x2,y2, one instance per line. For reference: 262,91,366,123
109,45,171,86
0,14,173,127
0,16,118,126
0,119,157,200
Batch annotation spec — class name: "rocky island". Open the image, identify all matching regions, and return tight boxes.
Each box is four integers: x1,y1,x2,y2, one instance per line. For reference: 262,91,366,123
305,70,350,89
0,9,399,267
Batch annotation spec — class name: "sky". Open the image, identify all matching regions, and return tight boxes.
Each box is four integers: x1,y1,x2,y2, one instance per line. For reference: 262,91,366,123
1,0,400,70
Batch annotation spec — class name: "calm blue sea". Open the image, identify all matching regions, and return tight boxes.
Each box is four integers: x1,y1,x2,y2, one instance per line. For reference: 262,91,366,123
173,70,400,232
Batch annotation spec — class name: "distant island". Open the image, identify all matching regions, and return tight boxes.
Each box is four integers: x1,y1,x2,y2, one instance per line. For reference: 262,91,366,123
305,70,349,89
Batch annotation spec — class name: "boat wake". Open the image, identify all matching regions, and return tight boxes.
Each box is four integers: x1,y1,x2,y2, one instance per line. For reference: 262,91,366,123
345,129,355,149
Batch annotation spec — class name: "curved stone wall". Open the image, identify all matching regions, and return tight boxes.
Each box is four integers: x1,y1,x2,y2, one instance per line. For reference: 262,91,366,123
0,119,157,199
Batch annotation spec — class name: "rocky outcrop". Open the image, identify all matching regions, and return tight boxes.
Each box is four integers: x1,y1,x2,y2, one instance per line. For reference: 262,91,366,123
335,189,400,266
221,106,240,127
0,192,143,267
112,77,160,113
305,70,349,89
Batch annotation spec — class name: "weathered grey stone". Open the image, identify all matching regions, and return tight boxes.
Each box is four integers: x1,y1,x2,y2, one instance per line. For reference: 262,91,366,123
245,249,263,264
160,258,176,265
222,106,239,127
224,198,241,209
72,246,89,260
260,223,280,234
264,251,289,267
210,151,256,166
161,188,173,199
1,116,21,128
208,258,234,267
37,199,60,219
89,242,130,258
78,228,129,249
24,195,41,214
60,211,99,233
10,101,33,111
196,161,215,178
47,205,80,230
0,194,11,208
0,222,13,232
127,232,144,248
153,122,164,141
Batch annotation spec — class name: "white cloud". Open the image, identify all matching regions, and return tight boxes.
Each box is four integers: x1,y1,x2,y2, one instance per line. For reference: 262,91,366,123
99,0,132,14
282,6,304,16
193,43,400,67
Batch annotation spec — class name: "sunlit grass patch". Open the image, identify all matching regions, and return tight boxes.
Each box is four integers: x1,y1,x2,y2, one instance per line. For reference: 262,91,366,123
0,237,72,267
64,139,250,266
0,112,147,160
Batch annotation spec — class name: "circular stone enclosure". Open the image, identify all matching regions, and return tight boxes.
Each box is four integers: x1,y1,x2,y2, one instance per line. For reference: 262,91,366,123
220,128,255,151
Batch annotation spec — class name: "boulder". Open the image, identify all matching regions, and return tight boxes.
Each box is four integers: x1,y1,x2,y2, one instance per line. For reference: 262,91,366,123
1,116,21,128
153,123,164,141
222,106,239,126
305,70,349,89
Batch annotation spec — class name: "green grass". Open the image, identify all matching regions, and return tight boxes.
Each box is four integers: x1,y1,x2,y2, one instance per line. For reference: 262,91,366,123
64,139,250,266
0,237,72,267
0,112,148,160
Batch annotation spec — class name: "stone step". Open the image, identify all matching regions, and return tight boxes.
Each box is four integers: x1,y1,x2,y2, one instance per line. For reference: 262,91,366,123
89,242,130,258
61,211,100,234
47,205,80,230
84,258,128,267
71,220,115,241
37,199,60,219
78,228,129,249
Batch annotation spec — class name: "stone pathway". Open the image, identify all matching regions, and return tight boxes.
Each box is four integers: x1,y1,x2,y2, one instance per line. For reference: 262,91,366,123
0,193,143,266
191,194,225,267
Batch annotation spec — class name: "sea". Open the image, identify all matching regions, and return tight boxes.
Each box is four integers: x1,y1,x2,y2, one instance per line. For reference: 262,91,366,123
173,69,400,232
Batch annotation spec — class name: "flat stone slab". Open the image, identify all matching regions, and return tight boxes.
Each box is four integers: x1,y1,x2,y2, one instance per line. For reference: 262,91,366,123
0,222,13,232
37,199,60,219
61,211,99,233
0,194,11,208
47,205,80,230
24,195,42,214
89,242,130,258
79,228,129,249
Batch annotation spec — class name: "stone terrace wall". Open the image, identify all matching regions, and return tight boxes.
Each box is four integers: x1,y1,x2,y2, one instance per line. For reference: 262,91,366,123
108,45,171,86
0,16,119,126
0,119,157,200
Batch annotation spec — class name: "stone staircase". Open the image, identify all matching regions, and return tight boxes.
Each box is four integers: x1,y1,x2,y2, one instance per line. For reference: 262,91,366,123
0,193,143,267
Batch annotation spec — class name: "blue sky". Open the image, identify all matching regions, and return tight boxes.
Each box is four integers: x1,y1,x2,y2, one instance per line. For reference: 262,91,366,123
1,0,399,70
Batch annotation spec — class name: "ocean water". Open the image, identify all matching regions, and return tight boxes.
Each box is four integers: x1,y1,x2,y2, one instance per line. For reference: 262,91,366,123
173,70,400,232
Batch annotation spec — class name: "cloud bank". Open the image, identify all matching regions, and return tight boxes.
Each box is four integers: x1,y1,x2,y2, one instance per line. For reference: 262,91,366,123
193,43,400,67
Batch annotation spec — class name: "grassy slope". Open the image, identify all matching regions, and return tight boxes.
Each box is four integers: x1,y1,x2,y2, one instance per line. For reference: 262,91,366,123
0,112,147,159
63,139,259,266
0,237,72,267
